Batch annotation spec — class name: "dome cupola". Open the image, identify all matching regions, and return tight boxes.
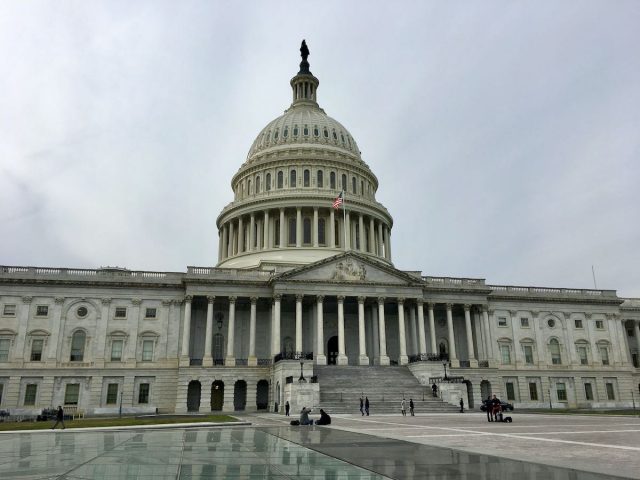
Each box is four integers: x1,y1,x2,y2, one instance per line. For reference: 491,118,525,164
216,41,394,269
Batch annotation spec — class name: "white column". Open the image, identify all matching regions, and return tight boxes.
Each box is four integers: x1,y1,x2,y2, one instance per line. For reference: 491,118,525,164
397,298,408,365
329,209,335,248
446,303,458,364
238,217,244,253
203,296,215,367
482,306,494,362
377,222,384,257
428,303,437,354
313,207,319,247
316,296,326,365
371,305,380,361
337,296,348,365
377,297,390,365
417,300,427,354
279,208,285,248
296,208,302,247
180,295,192,365
369,217,375,253
295,294,303,353
358,214,365,252
263,211,270,249
249,213,255,251
635,321,640,363
221,224,228,260
464,304,477,366
248,297,257,366
358,297,369,365
272,295,281,356
384,227,391,260
227,222,234,257
409,305,418,355
225,296,236,366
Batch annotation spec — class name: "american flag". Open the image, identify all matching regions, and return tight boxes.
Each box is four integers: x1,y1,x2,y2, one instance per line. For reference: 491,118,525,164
332,191,344,209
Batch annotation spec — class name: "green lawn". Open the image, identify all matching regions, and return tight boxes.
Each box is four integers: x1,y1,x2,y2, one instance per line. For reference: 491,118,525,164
0,414,238,431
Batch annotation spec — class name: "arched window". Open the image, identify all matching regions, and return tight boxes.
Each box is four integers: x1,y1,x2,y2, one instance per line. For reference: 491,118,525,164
323,128,329,138
352,177,356,194
288,217,296,245
317,170,323,188
70,331,86,362
549,338,562,365
274,129,279,140
341,174,347,191
330,172,336,189
318,218,326,245
290,169,297,188
247,179,251,195
303,218,311,244
277,171,283,189
332,130,337,140
313,126,319,137
341,132,345,144
266,173,271,191
255,176,261,193
361,180,364,195
275,219,280,246
303,169,310,187
293,125,299,136
303,125,309,136
283,126,289,138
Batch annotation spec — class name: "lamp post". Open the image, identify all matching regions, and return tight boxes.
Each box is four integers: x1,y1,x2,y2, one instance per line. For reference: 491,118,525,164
442,360,449,381
298,361,306,383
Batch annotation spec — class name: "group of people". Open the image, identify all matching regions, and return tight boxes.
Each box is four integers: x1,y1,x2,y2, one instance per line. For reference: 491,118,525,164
286,401,332,426
400,398,415,416
359,396,370,416
486,394,504,422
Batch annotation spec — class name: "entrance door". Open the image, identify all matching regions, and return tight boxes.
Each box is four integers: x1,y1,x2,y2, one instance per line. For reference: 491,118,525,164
187,381,201,412
465,381,474,408
211,380,224,411
234,380,247,411
480,380,492,401
256,380,269,410
327,336,339,365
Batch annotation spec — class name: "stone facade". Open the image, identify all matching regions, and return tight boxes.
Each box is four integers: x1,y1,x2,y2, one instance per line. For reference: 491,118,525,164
1,44,638,415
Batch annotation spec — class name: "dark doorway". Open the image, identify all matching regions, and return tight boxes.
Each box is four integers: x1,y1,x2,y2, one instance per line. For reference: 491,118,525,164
234,380,247,411
187,380,201,412
480,380,491,401
464,380,474,408
256,380,269,410
211,380,224,411
327,336,339,365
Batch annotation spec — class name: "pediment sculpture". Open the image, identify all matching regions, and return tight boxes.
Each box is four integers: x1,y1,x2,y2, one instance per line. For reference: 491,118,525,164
332,259,366,281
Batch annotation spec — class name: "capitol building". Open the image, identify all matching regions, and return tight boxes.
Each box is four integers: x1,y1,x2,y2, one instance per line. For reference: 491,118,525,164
1,43,638,416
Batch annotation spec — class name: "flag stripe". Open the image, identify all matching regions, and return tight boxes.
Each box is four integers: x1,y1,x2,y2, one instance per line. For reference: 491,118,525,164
332,191,343,209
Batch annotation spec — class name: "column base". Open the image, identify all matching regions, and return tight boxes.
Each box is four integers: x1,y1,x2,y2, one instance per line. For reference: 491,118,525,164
179,356,190,367
337,355,348,366
315,355,327,365
469,359,478,368
203,356,213,367
248,356,257,366
449,359,460,368
358,355,370,365
225,357,236,367
375,355,390,366
399,355,408,366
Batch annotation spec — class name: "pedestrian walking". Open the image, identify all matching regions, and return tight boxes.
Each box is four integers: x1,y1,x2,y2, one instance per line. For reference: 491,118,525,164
365,396,370,416
285,401,290,416
432,383,438,397
359,396,364,416
51,405,65,430
486,395,493,422
459,398,464,413
401,398,406,416
409,398,415,416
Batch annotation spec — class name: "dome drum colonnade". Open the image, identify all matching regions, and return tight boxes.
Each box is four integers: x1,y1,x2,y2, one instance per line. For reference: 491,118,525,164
216,45,393,269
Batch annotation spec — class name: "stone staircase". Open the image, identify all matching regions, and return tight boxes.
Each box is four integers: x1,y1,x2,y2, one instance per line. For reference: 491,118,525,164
314,365,459,414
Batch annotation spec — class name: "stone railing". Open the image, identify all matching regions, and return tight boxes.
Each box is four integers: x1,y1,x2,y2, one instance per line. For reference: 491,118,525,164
423,276,486,287
273,351,313,363
0,266,183,282
489,285,617,298
408,353,448,363
478,360,490,368
187,266,273,280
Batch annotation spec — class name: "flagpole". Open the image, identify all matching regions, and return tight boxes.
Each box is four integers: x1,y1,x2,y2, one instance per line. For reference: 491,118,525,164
342,190,347,251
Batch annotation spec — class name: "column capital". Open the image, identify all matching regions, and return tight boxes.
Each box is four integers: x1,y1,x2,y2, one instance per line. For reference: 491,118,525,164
22,296,33,304
488,309,495,316
229,296,237,304
357,296,365,304
101,298,112,306
54,297,65,305
416,298,424,306
377,297,386,305
132,298,142,306
316,295,324,303
173,298,184,306
446,303,453,311
313,206,318,212
250,296,258,304
273,294,282,301
161,300,172,307
295,294,304,302
464,304,471,312
207,296,216,304
184,295,193,303
427,302,435,309
337,295,345,303
397,297,405,305
509,310,517,317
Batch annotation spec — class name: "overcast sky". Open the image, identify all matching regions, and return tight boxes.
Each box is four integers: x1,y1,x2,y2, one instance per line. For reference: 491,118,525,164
1,1,639,296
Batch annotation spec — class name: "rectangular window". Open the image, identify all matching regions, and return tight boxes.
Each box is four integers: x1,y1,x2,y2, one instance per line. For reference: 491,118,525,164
506,382,515,401
628,329,635,337
2,304,16,316
577,346,588,365
500,345,511,364
524,345,534,365
145,308,157,319
30,339,44,362
600,347,609,366
606,382,615,400
584,383,594,400
138,383,150,404
36,305,48,316
142,340,154,361
529,382,538,401
574,319,583,329
595,320,604,329
288,218,296,245
64,384,80,405
520,317,529,328
115,307,127,318
633,353,639,368
106,384,119,404
111,340,123,361
0,339,10,362
556,383,567,401
24,384,37,405
498,317,507,327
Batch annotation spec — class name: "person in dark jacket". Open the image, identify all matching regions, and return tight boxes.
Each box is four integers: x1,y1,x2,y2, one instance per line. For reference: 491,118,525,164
285,401,290,416
51,406,65,430
359,396,364,415
315,409,331,425
459,398,464,413
432,383,438,397
491,395,502,421
409,399,415,416
364,397,370,416
486,395,493,422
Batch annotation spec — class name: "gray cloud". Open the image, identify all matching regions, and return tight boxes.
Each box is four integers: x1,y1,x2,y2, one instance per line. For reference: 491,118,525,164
0,0,638,296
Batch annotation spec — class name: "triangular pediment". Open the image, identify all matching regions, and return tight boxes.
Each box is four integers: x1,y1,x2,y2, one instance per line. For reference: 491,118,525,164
272,252,422,286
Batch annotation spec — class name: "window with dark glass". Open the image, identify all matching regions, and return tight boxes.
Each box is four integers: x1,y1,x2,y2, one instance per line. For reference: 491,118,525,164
275,220,280,246
303,126,309,136
506,382,515,401
341,174,347,190
335,220,340,246
277,171,283,189
352,177,356,194
256,176,261,193
138,383,150,404
145,308,156,319
70,331,86,362
318,218,326,245
36,305,48,317
64,383,79,405
577,346,588,365
304,169,310,187
313,126,319,137
106,384,119,404
550,339,561,365
283,127,288,138
317,170,323,188
606,382,615,400
523,345,534,364
293,125,299,136
290,170,296,188
0,339,9,362
266,173,271,191
115,307,127,318
330,172,336,189
323,128,329,138
303,218,311,244
332,130,337,140
30,339,43,362
584,383,594,400
361,180,364,194
111,340,123,361
529,382,538,400
556,382,567,401
274,129,279,140
24,384,37,405
288,218,296,245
